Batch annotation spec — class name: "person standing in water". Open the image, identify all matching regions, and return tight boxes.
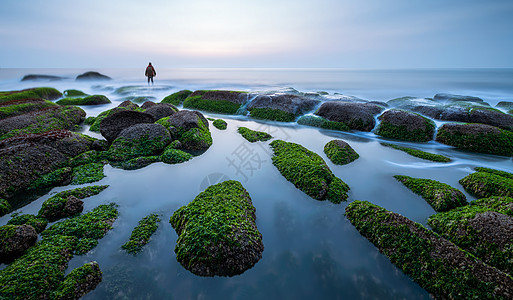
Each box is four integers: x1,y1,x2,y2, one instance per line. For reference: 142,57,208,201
145,62,156,85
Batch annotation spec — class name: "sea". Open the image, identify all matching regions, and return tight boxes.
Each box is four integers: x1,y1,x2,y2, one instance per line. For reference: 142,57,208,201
1,68,512,299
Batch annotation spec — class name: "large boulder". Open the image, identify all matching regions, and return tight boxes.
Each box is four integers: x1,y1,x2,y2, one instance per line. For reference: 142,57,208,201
315,101,385,131
375,109,435,142
157,110,212,151
163,110,209,131
76,71,111,81
0,224,38,262
436,123,513,156
183,90,248,114
144,103,178,120
161,90,193,106
100,110,155,142
108,123,171,161
247,94,320,122
0,143,68,199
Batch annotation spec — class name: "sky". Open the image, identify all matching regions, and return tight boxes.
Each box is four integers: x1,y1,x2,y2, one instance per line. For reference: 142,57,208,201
1,0,513,68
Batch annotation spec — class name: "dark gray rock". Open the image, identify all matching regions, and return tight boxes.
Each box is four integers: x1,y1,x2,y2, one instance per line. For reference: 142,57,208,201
165,110,209,131
434,93,485,104
76,71,111,81
108,123,171,161
145,103,177,121
189,90,248,105
376,109,435,142
21,74,65,81
100,110,155,142
248,94,320,115
0,224,38,262
315,101,385,131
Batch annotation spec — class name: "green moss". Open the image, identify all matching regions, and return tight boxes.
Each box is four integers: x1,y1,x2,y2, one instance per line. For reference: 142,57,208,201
41,203,119,255
7,214,48,233
376,114,435,142
0,224,19,251
161,90,192,106
428,198,513,275
107,135,170,161
27,167,72,191
170,180,263,276
121,214,160,255
237,127,272,142
63,89,88,97
0,100,57,119
0,235,76,299
160,148,192,164
53,262,101,300
297,115,350,131
435,124,513,156
471,196,513,217
212,119,227,130
180,127,213,151
84,116,96,125
324,140,359,165
270,140,349,203
459,172,513,198
394,175,467,212
183,95,241,114
249,108,296,122
38,185,109,220
0,198,12,216
112,156,161,170
0,87,62,103
474,167,513,179
381,143,451,162
71,162,105,185
56,95,111,105
345,200,512,300
70,150,109,168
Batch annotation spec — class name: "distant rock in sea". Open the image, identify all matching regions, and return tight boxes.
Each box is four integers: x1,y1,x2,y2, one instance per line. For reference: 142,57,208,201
76,71,112,81
21,74,65,81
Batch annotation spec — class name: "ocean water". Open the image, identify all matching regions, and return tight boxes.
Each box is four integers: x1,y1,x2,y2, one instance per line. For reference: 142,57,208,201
1,68,512,299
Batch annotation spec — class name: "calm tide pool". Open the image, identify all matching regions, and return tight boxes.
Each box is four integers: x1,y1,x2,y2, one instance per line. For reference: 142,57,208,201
1,68,512,299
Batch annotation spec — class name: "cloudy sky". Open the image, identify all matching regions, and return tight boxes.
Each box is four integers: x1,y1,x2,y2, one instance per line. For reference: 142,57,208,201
1,0,512,68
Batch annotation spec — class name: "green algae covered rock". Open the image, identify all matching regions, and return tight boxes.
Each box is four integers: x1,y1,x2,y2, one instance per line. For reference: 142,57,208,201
161,90,192,106
0,199,11,217
324,140,359,165
459,172,513,198
183,90,247,114
297,115,349,131
122,214,160,255
56,95,111,105
0,224,38,263
0,99,57,120
0,87,62,103
160,148,192,164
436,123,513,156
375,109,435,142
381,142,451,162
394,175,467,212
113,155,161,170
247,94,320,122
237,126,272,142
315,101,385,131
53,261,102,300
248,108,296,122
212,119,227,130
170,180,263,277
428,197,513,276
270,140,349,203
7,214,48,233
156,110,212,151
71,162,106,185
63,89,88,97
345,200,513,299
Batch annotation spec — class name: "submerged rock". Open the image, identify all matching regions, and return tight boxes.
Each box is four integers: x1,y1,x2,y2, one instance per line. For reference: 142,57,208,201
315,101,385,131
76,71,111,81
170,180,264,277
345,200,513,299
375,109,435,142
436,123,513,156
100,110,155,142
0,224,38,263
121,214,160,255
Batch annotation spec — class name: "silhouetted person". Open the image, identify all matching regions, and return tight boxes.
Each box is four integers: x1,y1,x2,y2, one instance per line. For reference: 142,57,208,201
145,62,156,85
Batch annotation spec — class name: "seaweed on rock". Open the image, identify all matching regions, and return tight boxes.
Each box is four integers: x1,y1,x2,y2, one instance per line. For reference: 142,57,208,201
248,107,296,122
297,115,350,131
237,126,272,142
324,140,359,165
270,140,349,203
170,180,263,277
7,213,48,233
161,90,192,106
56,95,111,106
121,214,160,255
345,200,513,299
394,175,467,212
53,261,102,300
212,119,227,130
381,143,451,162
459,172,513,198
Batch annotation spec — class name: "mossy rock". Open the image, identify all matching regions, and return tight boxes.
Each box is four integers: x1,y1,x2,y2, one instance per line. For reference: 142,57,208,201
0,199,12,217
270,140,349,203
428,197,513,275
53,261,102,300
7,214,48,233
156,110,212,152
41,203,119,255
345,200,513,299
121,214,160,255
112,156,161,170
375,109,435,142
0,87,62,103
237,127,272,142
324,140,359,165
475,167,513,179
63,89,88,97
248,107,296,122
56,95,111,105
0,224,38,263
471,196,513,217
71,162,106,185
160,148,192,164
394,175,467,212
0,235,76,299
0,99,57,120
381,143,451,162
161,90,192,106
170,180,264,277
69,150,109,168
459,172,513,198
315,101,385,131
212,119,227,130
435,123,513,156
297,115,349,131
183,90,246,114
